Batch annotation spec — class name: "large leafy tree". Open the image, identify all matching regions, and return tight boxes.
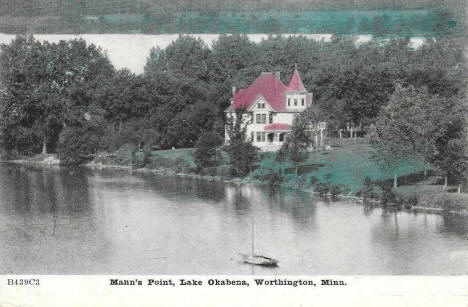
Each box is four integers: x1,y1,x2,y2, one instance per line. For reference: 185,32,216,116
0,35,113,155
193,131,222,169
369,86,418,188
370,84,466,190
209,34,259,114
283,113,314,177
144,35,211,82
224,108,258,177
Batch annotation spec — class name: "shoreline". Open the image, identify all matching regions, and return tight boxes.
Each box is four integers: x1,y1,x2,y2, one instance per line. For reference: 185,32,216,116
2,158,466,216
83,161,468,217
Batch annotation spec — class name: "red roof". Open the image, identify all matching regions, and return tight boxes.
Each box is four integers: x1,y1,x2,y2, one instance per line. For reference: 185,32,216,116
287,70,306,92
230,70,307,112
264,123,292,131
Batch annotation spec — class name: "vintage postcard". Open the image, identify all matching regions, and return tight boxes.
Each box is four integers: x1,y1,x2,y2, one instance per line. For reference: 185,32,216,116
0,0,467,306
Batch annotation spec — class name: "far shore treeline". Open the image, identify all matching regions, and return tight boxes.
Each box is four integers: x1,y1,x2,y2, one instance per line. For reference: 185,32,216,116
0,0,462,36
0,34,464,168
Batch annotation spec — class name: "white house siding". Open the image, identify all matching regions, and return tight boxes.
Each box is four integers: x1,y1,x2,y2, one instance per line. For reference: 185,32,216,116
224,71,313,152
285,93,308,111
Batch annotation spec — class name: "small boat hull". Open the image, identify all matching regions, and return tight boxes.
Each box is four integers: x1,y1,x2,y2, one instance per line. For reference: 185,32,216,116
240,254,279,266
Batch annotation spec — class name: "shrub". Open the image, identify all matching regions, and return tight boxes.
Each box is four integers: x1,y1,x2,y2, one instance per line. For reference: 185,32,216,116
187,166,198,174
57,126,99,166
193,131,222,169
310,176,319,186
173,157,187,171
360,177,374,204
114,143,136,166
206,166,219,176
264,169,285,186
380,184,395,206
407,194,418,208
315,182,330,197
217,165,232,179
433,194,466,212
329,184,341,197
296,174,307,189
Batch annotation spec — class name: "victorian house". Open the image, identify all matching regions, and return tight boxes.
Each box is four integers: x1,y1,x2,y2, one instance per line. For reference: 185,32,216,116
224,69,313,151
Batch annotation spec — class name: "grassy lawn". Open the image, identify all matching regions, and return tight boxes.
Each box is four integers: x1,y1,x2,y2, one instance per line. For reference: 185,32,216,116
146,143,425,194
255,143,424,193
150,148,197,167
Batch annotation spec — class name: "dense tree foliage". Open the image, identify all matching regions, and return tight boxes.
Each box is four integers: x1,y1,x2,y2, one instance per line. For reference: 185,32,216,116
0,35,113,157
224,109,258,177
194,131,222,169
369,84,466,189
0,34,464,174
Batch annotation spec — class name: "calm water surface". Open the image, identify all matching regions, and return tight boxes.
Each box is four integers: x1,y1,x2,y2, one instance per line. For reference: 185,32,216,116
0,164,467,275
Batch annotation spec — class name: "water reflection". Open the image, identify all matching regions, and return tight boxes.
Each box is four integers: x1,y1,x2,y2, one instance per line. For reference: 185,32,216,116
0,164,467,275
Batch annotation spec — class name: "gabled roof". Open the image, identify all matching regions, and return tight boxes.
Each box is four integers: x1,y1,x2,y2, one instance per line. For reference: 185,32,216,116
287,69,306,92
228,70,307,112
231,73,287,112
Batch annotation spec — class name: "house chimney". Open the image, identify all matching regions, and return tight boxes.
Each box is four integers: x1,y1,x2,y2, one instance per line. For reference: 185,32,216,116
275,71,280,80
232,86,236,96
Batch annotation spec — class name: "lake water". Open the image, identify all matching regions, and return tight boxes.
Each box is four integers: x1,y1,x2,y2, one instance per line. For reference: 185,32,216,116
0,164,467,275
0,33,426,74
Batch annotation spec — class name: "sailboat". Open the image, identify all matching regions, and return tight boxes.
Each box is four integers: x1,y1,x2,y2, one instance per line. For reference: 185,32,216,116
239,200,279,267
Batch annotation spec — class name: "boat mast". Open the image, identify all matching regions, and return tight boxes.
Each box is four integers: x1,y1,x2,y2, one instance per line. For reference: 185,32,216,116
251,203,255,255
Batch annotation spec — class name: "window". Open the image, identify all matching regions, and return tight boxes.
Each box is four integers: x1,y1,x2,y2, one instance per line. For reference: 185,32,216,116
262,114,266,124
251,132,254,141
258,104,261,109
256,114,261,123
269,113,273,124
256,132,262,142
279,133,285,142
262,132,266,142
301,98,305,106
294,99,297,106
288,98,290,106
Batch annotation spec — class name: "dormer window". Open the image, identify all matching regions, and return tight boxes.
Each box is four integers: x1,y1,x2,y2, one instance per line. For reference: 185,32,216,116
294,99,297,106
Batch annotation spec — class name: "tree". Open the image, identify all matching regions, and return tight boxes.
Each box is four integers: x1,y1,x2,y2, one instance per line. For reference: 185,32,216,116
369,86,417,188
209,34,259,114
144,35,211,82
193,131,222,169
284,114,312,177
224,108,258,177
429,102,467,192
275,145,288,175
371,84,466,190
0,35,113,156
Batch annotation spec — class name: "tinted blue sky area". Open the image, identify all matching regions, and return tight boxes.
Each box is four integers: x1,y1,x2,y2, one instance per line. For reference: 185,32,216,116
0,0,463,36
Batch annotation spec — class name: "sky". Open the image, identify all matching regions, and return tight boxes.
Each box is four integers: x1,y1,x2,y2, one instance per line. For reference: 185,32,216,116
0,33,425,74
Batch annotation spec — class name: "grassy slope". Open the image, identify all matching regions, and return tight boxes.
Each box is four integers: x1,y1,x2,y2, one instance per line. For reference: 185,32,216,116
151,143,424,193
257,143,424,192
